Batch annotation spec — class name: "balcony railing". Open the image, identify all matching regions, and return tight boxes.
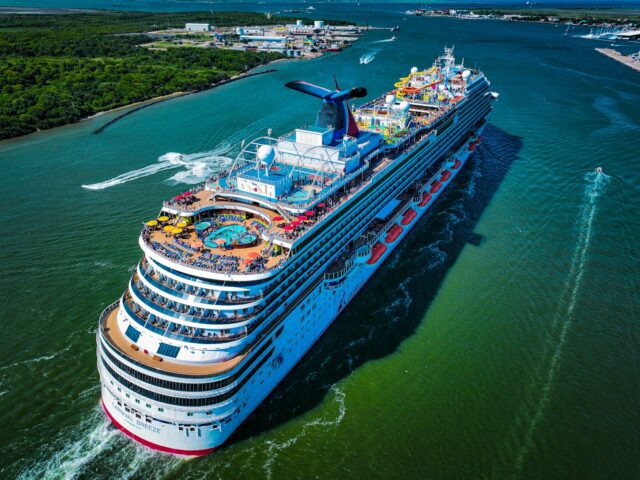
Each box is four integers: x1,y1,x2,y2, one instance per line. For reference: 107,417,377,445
122,295,254,345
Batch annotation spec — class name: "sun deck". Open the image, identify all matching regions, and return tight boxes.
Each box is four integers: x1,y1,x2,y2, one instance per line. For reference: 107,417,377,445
101,305,246,376
144,126,440,277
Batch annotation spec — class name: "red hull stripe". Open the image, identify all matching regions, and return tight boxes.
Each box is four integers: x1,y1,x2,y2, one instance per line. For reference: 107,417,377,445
101,400,216,456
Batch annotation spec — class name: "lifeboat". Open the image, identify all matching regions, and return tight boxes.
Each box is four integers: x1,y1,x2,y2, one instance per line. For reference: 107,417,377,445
452,159,462,170
385,224,403,243
366,242,387,264
401,208,417,225
418,192,432,207
440,170,451,182
430,181,442,194
468,136,482,151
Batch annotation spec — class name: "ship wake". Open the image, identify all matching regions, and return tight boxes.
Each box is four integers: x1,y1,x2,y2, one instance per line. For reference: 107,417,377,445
370,36,396,44
359,49,380,65
81,143,233,190
512,168,610,475
17,406,182,480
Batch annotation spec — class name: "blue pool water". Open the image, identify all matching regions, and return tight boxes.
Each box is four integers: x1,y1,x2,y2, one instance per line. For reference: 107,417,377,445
195,221,212,231
205,224,256,248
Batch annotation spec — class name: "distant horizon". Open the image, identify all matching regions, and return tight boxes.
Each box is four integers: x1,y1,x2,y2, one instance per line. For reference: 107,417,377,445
2,0,640,10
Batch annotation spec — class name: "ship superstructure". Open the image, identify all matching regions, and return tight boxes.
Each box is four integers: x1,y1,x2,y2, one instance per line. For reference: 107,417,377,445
97,48,496,455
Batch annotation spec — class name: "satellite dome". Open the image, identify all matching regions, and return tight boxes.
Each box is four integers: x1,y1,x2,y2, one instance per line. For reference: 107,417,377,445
385,94,395,104
410,66,418,74
257,144,275,168
462,70,471,80
399,100,410,111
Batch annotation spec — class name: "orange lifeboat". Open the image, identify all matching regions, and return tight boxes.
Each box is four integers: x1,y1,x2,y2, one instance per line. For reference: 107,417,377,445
418,192,432,207
385,224,403,243
468,136,482,151
430,181,442,194
401,208,417,225
452,159,462,170
366,242,387,264
440,170,451,182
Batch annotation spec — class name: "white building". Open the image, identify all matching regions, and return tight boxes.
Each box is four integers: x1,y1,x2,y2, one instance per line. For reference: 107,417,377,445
185,23,212,32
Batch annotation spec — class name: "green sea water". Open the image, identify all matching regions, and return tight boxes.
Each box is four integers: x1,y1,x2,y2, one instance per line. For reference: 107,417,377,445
1,4,639,479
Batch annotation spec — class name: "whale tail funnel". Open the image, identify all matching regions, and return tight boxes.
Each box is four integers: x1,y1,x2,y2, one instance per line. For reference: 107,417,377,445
285,80,367,141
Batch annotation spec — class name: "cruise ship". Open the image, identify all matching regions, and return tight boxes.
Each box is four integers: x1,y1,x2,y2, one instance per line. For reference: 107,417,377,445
97,47,496,455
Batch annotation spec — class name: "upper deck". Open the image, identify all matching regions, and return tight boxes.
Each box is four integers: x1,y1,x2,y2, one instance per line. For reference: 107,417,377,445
142,48,484,279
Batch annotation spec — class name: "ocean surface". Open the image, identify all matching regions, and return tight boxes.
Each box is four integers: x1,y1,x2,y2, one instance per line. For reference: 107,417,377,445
1,2,639,479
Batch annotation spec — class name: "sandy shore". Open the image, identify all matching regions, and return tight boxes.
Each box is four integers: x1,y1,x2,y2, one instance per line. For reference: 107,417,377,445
596,48,640,73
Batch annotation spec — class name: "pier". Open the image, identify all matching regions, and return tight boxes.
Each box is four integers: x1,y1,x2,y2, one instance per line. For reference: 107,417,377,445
596,48,640,73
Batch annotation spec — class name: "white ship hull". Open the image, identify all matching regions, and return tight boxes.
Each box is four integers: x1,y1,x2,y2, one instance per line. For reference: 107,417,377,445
98,125,485,455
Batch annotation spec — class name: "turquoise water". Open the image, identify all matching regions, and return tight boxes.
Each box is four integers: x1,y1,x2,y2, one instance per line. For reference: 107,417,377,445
196,221,212,231
205,224,256,248
1,3,640,479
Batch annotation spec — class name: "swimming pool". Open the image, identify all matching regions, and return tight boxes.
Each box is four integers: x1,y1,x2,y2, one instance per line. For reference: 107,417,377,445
205,224,257,249
195,221,212,231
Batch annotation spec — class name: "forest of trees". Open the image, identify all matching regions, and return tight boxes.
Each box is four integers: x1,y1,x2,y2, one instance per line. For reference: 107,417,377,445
0,12,312,140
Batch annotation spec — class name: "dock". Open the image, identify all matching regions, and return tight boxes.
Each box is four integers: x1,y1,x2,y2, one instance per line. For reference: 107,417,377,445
596,48,640,73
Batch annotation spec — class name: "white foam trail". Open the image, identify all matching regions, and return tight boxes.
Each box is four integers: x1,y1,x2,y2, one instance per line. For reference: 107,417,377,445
82,155,182,190
82,143,234,190
262,385,346,480
0,344,72,372
17,406,182,480
359,49,380,64
17,409,117,480
513,169,610,474
371,36,396,44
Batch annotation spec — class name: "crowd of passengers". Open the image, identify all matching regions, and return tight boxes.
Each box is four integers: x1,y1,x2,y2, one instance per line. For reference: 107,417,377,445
130,300,246,339
145,265,262,302
142,229,276,274
134,282,259,321
163,185,205,208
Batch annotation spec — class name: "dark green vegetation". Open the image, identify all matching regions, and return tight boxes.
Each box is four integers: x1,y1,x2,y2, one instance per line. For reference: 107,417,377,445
0,12,314,140
475,8,640,26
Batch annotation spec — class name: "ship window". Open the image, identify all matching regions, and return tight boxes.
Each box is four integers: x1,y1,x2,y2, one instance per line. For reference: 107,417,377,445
159,408,164,412
187,412,193,416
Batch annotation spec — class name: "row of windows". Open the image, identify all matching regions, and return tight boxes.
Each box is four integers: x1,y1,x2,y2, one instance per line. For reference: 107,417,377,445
101,336,273,392
245,89,492,336
102,346,274,407
290,86,490,258
137,87,491,355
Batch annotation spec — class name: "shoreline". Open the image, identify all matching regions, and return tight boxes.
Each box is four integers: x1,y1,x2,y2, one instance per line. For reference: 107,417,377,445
0,58,289,143
0,51,339,142
92,65,281,134
596,48,640,72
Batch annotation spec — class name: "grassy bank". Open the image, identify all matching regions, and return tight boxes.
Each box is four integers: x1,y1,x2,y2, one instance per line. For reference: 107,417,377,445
0,11,335,140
